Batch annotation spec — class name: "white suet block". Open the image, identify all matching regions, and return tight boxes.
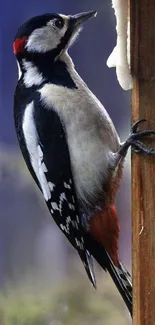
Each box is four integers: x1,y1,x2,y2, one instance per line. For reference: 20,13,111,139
107,0,133,90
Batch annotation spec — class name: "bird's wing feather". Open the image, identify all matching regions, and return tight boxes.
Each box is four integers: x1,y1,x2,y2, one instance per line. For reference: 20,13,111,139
33,96,83,249
84,232,132,315
14,89,96,287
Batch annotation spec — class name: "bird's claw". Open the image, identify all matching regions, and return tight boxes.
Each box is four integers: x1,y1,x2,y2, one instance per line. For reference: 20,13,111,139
131,139,155,154
119,119,155,156
131,119,147,133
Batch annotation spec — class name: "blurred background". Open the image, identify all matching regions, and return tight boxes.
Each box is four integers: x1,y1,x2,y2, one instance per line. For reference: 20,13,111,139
0,0,131,324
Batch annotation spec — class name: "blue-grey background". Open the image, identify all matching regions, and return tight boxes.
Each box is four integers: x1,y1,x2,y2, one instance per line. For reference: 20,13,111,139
0,0,131,323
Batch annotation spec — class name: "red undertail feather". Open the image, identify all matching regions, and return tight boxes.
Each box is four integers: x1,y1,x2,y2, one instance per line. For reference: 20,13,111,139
89,204,120,265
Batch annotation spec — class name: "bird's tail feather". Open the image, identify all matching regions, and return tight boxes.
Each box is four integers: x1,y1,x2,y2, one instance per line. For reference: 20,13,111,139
78,250,96,288
106,257,132,316
84,233,132,316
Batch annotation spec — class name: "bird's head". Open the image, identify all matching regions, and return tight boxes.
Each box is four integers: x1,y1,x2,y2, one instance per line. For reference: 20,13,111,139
13,11,97,60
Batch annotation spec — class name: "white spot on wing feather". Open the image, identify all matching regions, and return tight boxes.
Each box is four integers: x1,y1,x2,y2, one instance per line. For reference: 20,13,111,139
60,216,71,234
75,238,84,250
69,203,75,211
64,182,71,189
76,215,80,224
59,192,67,215
51,202,59,210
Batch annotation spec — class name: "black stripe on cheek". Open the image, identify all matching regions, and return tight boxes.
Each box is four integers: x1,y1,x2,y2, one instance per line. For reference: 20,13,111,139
55,17,76,54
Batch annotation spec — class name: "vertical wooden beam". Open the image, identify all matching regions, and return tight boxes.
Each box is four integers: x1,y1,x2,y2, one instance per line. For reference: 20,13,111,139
130,0,155,324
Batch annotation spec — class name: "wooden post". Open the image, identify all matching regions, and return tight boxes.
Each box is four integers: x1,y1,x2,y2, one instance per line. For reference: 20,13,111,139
130,0,155,324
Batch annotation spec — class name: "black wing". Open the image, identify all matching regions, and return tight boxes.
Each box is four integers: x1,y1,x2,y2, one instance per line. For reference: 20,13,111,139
14,87,96,287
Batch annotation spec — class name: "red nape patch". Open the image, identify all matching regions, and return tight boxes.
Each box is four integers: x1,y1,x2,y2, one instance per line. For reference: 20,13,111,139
13,37,27,54
89,205,120,265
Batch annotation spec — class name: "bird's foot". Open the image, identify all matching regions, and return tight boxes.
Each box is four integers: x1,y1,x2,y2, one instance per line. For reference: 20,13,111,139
119,119,155,156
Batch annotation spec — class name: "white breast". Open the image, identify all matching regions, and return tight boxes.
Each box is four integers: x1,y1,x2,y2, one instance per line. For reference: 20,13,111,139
39,67,120,205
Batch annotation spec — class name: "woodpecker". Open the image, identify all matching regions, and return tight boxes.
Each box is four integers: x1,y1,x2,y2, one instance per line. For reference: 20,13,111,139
13,11,155,316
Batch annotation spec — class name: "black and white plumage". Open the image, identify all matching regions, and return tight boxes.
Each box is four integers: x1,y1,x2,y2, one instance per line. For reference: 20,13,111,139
14,82,95,286
13,11,135,316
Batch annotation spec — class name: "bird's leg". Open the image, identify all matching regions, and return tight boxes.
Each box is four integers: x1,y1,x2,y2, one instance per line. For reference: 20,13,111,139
119,119,155,157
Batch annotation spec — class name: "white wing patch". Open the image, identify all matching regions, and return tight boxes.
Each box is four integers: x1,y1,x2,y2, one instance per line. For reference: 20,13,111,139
17,60,22,80
48,182,55,191
22,102,85,254
37,145,51,201
22,101,54,201
38,145,48,172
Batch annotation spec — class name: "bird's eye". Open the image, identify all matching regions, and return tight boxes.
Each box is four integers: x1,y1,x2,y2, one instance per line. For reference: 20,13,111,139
54,18,63,29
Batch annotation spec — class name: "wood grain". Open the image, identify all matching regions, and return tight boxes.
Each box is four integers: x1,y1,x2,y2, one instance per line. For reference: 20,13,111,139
130,0,155,324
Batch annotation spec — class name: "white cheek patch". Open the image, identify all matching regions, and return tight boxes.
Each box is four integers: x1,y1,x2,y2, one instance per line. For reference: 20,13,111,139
26,20,68,53
23,60,45,87
22,101,53,201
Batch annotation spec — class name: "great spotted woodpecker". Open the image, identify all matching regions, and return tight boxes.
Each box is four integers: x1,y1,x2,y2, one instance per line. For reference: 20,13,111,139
13,11,155,316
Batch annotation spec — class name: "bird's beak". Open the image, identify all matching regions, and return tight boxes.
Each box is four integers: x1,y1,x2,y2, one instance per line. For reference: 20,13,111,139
59,10,97,54
71,11,97,27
